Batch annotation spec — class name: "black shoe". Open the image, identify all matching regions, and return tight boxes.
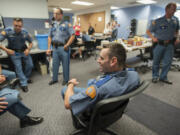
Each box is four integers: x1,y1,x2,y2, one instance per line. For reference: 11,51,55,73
152,78,158,83
21,86,29,92
49,80,58,85
27,79,33,84
9,78,20,89
62,81,68,86
20,116,43,128
159,79,173,85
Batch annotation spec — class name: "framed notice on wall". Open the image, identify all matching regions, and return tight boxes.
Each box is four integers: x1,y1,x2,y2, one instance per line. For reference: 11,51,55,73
0,16,5,29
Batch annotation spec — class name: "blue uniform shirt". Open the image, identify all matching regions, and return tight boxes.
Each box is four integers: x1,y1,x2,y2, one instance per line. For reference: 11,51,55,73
149,16,179,40
49,20,75,44
69,70,140,115
0,27,32,50
82,34,91,42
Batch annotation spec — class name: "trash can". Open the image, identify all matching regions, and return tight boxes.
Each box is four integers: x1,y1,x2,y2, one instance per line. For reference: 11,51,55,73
35,34,48,50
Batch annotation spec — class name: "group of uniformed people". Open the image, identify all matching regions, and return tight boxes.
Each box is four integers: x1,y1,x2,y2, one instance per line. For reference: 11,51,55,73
0,2,179,130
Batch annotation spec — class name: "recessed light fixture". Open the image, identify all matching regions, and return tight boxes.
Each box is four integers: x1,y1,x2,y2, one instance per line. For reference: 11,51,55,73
72,1,94,6
136,0,157,4
61,8,72,11
111,6,119,10
54,8,72,11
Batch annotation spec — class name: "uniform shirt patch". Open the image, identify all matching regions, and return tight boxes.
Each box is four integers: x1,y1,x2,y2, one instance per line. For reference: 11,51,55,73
85,86,96,99
1,31,6,35
61,24,65,27
68,23,72,27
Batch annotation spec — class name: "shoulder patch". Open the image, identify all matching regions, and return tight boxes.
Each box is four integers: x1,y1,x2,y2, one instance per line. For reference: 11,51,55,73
85,86,96,99
152,21,156,25
1,31,6,36
68,23,72,27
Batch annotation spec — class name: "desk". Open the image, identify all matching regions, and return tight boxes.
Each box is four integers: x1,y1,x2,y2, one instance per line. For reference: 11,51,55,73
0,49,46,59
0,48,47,71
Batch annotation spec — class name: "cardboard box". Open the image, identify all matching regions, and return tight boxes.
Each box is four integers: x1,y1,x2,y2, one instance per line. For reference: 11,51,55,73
38,62,47,75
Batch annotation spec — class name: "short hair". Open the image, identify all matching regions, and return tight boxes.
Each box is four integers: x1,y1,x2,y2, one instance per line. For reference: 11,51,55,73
13,18,23,23
82,31,86,34
104,43,126,67
165,2,177,11
55,8,63,15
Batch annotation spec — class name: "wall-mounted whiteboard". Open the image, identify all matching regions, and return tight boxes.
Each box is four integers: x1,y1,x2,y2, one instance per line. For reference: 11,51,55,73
0,0,48,19
136,19,148,36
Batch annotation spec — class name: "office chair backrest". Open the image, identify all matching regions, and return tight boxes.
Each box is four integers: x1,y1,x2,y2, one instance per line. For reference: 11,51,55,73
87,80,150,135
84,41,96,51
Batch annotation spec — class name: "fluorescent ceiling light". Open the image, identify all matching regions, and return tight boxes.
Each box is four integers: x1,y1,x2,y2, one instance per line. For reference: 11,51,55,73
136,0,157,4
72,1,94,6
111,6,119,10
61,8,72,11
54,8,72,11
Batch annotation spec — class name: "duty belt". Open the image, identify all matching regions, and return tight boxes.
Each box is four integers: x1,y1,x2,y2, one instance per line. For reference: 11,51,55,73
52,42,64,48
157,39,174,46
13,49,25,53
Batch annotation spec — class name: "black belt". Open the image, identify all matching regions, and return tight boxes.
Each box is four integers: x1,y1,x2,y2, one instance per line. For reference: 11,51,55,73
13,49,24,53
52,42,64,48
157,39,174,46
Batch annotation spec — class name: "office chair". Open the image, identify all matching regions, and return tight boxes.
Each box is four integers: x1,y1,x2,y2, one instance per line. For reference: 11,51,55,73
171,42,180,71
70,80,150,135
82,41,96,59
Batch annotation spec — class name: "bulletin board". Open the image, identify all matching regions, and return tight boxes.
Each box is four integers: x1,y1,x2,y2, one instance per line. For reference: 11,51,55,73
136,19,148,36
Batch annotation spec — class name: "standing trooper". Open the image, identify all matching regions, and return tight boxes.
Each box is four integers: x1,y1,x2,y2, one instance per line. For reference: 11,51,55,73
47,8,75,85
0,18,34,92
146,2,179,84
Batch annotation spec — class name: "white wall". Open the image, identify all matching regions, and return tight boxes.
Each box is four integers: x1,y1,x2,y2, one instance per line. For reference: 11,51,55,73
74,5,111,26
0,0,49,19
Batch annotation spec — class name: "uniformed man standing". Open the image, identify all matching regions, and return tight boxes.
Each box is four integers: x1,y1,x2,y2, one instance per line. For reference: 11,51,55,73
146,3,179,84
47,8,75,86
61,43,140,118
0,18,34,92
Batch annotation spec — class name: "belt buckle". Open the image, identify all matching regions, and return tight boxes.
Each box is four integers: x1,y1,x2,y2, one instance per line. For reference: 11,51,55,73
164,40,169,46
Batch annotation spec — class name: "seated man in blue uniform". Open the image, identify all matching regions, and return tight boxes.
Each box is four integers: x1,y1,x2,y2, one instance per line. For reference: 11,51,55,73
0,18,34,92
82,31,92,42
0,75,43,128
61,43,140,124
0,64,19,89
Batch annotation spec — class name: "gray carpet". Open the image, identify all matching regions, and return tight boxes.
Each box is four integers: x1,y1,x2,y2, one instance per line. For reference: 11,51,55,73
0,54,180,135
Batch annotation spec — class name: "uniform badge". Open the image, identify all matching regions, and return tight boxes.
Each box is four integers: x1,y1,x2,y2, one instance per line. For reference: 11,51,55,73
61,24,65,27
1,31,6,36
85,86,96,99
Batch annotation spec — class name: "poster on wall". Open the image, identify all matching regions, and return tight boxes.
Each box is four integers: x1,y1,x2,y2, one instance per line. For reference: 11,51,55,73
0,16,5,29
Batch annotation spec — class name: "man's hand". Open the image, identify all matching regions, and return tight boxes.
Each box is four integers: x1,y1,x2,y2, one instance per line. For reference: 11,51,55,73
46,49,52,55
0,97,8,112
174,39,180,45
0,75,6,84
64,44,69,51
68,78,79,86
0,45,15,55
24,49,30,56
152,37,158,43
